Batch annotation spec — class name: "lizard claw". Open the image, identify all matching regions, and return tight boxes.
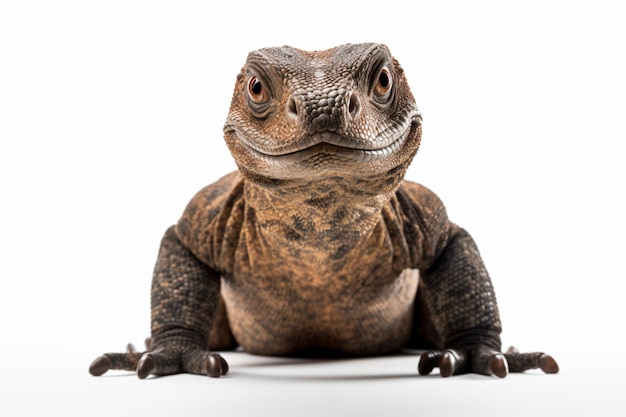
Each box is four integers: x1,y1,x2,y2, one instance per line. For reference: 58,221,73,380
439,351,456,377
137,354,157,379
488,353,509,378
205,353,229,377
440,349,467,377
89,355,112,376
417,351,439,375
539,354,559,374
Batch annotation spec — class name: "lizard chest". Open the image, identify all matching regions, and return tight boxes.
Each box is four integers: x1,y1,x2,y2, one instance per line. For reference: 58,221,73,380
217,211,419,355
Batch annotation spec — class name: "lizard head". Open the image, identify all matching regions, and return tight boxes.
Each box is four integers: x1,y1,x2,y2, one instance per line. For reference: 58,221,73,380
223,43,422,193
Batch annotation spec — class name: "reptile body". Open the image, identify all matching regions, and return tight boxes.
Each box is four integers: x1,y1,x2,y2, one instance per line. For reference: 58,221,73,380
90,43,558,378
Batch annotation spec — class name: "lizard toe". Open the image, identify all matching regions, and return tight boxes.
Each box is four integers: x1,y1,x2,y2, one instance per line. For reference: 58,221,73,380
89,355,111,376
439,351,456,377
540,354,559,374
440,349,467,377
503,350,559,374
182,350,230,377
137,354,157,379
488,353,509,378
89,348,143,376
205,353,229,377
417,351,440,375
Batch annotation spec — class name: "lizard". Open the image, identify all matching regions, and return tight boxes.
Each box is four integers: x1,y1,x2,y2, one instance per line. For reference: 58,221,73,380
89,43,559,379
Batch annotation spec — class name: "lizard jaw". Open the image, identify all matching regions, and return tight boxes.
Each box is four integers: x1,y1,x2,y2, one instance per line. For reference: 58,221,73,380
235,130,404,157
227,114,421,162
270,128,412,164
223,114,422,184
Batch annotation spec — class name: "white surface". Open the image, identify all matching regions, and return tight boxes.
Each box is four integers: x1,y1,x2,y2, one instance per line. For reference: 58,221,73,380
1,349,621,417
1,1,625,416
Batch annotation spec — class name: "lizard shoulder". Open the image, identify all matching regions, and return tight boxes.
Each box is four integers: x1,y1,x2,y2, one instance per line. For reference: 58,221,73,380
395,180,453,269
174,171,245,267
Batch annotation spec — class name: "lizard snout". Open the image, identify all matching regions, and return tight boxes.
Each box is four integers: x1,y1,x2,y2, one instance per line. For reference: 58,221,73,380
287,88,360,135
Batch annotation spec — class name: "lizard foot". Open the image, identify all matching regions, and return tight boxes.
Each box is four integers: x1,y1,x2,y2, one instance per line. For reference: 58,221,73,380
89,342,229,379
417,346,558,378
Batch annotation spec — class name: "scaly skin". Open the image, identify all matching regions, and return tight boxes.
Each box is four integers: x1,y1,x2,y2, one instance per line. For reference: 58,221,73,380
90,43,558,379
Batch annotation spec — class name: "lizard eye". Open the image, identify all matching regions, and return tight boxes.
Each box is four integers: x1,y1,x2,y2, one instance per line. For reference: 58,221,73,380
247,76,270,104
373,67,393,98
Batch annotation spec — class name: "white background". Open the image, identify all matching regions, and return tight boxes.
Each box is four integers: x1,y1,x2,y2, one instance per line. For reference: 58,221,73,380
1,0,624,416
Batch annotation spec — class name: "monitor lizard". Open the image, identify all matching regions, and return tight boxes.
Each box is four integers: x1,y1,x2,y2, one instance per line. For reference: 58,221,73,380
89,43,558,379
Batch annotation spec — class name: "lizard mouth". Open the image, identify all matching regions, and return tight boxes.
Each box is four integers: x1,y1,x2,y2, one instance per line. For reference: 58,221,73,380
279,130,411,163
239,131,403,157
229,115,421,163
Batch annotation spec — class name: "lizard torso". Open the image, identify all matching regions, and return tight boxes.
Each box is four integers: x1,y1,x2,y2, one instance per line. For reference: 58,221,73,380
176,171,448,355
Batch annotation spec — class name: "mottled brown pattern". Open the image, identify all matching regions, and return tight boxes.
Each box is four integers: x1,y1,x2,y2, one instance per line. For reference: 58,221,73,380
90,43,557,379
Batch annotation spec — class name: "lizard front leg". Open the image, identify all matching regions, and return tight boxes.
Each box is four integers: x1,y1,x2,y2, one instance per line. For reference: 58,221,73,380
416,225,558,377
89,226,228,378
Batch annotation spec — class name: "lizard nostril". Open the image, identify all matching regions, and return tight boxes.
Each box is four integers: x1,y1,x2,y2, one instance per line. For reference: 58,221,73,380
287,97,299,119
348,93,360,118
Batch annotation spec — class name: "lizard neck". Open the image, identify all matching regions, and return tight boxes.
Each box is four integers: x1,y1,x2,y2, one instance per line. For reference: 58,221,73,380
243,177,393,246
